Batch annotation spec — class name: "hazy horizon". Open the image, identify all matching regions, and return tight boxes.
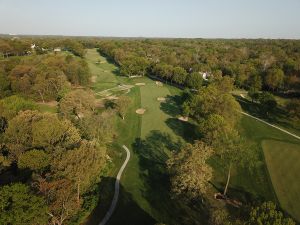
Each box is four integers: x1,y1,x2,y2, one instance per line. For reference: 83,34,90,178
1,0,300,39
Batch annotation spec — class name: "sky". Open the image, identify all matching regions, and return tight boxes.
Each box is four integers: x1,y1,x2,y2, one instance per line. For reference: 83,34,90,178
0,0,299,39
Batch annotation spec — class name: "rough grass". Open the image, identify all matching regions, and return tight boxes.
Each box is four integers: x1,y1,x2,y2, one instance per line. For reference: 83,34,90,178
262,140,300,221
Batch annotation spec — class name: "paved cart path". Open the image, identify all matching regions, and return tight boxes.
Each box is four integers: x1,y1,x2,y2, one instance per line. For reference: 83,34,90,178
241,112,300,141
99,145,131,225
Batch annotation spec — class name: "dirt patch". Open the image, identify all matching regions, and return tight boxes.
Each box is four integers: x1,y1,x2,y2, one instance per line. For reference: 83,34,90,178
106,95,119,100
157,97,166,102
136,108,146,115
178,116,189,122
90,75,97,83
37,101,58,107
156,81,163,86
95,99,104,108
135,83,146,86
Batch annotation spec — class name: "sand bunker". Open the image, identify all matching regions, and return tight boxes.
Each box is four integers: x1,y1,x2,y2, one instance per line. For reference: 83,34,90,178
157,97,166,102
135,83,146,86
136,108,146,115
156,81,163,86
178,116,189,122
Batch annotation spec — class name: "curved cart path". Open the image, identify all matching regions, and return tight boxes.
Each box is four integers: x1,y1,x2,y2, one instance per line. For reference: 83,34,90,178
241,112,300,141
99,145,131,225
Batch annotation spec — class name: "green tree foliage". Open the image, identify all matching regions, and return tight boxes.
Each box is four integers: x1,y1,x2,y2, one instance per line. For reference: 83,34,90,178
183,84,241,125
78,111,115,143
258,92,277,115
249,202,296,225
167,141,213,200
62,39,86,57
115,96,132,120
4,110,42,159
0,183,48,225
37,178,78,225
0,95,37,120
285,99,300,121
0,70,11,97
32,114,81,149
4,111,80,160
18,149,49,170
120,56,149,77
172,66,187,85
265,68,285,90
0,116,7,134
52,140,106,206
197,114,232,145
248,73,262,91
185,72,203,89
248,88,261,102
98,39,300,93
59,89,96,120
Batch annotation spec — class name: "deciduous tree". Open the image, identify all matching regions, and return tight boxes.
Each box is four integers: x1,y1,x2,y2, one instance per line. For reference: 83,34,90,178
167,141,213,200
0,183,48,225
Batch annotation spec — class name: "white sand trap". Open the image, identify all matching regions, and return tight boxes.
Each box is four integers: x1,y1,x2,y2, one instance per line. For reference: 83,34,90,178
135,83,146,86
178,116,189,122
136,108,146,115
157,97,166,102
240,94,245,99
156,81,163,86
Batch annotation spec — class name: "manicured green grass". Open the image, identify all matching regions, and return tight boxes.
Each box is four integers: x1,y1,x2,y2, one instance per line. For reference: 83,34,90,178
140,82,178,138
85,49,121,92
108,79,201,224
85,50,300,224
262,140,300,221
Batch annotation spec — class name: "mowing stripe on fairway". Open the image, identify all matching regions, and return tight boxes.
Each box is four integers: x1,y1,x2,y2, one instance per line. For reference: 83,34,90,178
99,145,131,225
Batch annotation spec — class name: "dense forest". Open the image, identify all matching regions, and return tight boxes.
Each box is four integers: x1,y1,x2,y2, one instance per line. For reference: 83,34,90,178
97,39,300,92
0,38,116,225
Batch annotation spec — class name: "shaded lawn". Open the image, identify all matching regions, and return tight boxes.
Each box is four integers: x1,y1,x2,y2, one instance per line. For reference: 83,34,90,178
263,140,300,222
236,95,300,137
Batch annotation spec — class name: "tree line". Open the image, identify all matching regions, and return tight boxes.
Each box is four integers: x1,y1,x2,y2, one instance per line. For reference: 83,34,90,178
97,39,300,93
0,53,90,101
0,38,86,58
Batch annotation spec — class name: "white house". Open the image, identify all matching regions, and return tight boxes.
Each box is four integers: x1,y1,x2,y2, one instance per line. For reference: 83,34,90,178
54,48,61,53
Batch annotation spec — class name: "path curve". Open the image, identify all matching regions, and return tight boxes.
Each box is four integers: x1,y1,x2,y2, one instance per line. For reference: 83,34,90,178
241,112,300,141
99,145,131,225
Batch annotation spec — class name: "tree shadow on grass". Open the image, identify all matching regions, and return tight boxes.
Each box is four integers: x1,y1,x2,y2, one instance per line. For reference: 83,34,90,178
165,118,198,143
236,96,290,127
160,95,183,118
132,130,208,224
84,177,156,225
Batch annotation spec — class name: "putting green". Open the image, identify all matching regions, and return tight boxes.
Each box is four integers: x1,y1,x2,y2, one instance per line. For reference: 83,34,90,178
263,140,300,221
